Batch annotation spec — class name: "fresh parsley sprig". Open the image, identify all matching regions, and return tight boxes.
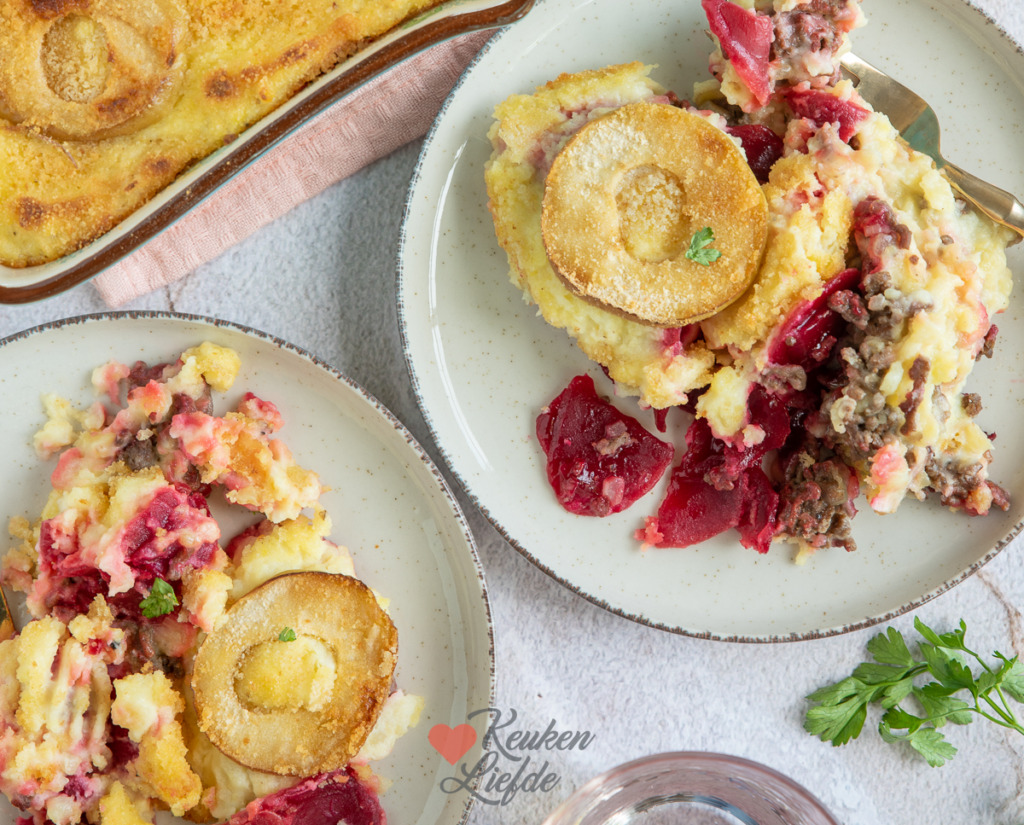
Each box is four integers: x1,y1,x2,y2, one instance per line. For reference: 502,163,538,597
685,226,721,266
140,577,179,619
804,617,1024,766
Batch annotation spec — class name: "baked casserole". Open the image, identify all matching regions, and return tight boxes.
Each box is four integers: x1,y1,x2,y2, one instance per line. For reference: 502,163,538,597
0,0,446,268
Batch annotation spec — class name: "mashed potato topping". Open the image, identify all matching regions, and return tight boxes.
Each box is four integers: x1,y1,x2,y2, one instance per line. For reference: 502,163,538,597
0,344,422,825
485,0,1013,555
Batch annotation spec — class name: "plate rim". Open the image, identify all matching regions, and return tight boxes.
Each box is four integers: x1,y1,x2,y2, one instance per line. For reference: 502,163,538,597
0,309,496,825
396,0,1024,643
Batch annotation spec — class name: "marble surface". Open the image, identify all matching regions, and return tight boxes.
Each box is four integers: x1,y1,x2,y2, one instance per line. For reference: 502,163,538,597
3,1,1024,823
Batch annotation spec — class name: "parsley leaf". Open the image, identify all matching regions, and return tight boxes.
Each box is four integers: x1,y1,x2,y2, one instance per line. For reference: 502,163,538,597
685,227,722,266
998,659,1024,703
278,627,297,642
879,720,958,767
866,626,915,667
915,686,973,726
804,619,1024,766
139,578,179,618
804,686,870,746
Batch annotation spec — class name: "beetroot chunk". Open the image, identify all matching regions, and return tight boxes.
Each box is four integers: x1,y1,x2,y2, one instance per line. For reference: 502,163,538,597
735,465,780,553
228,768,384,825
726,124,784,183
642,388,785,554
702,0,774,107
852,196,912,266
767,267,860,370
537,374,674,517
646,429,779,553
652,468,746,546
784,87,868,142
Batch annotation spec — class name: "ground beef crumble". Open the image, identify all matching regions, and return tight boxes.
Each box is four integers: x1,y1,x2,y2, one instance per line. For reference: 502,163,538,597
773,8,841,68
770,0,862,84
777,435,859,552
810,197,1003,516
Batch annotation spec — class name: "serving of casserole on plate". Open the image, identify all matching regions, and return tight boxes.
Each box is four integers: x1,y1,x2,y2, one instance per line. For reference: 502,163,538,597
0,0,534,303
0,314,495,825
398,0,1024,641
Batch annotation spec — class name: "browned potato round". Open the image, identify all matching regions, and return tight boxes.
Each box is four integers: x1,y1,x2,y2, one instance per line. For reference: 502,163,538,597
541,102,768,327
0,0,187,141
191,571,397,776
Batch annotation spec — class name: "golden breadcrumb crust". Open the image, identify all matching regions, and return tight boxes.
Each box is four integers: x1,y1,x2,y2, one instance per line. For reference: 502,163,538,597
541,102,767,326
0,0,446,267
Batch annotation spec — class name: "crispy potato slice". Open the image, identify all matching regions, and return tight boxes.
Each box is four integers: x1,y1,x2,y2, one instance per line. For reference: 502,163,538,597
191,572,397,776
0,0,188,141
541,102,768,327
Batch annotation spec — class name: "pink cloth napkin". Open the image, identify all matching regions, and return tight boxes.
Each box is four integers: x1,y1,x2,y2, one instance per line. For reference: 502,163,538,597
94,30,492,307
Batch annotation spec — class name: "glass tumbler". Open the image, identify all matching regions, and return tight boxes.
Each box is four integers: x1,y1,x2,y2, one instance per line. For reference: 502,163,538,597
540,751,841,825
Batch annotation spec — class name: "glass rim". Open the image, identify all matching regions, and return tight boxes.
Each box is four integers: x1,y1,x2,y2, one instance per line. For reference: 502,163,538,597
540,751,841,825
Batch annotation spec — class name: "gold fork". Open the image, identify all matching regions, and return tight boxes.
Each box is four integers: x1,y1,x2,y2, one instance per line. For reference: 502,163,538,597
841,52,1024,242
0,584,13,641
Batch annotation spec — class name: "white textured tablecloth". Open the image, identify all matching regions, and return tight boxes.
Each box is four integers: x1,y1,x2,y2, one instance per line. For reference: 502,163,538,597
2,2,1024,823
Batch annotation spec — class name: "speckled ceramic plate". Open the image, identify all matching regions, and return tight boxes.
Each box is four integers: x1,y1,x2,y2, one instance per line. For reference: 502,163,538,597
398,0,1024,641
0,313,493,825
0,0,534,304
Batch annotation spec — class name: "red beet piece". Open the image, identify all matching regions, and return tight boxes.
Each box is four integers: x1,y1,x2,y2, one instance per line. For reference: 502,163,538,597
735,466,779,554
653,469,746,546
660,323,701,357
650,419,745,546
537,374,674,517
702,0,774,106
725,387,789,472
649,446,779,554
644,388,785,554
688,387,789,488
852,196,911,267
784,87,868,142
726,124,784,183
228,768,384,825
767,267,860,370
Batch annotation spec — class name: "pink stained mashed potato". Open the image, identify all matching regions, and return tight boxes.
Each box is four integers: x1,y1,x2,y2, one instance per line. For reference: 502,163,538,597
0,343,421,825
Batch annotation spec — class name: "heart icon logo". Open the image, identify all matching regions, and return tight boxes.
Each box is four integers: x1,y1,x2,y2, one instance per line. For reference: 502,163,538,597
429,723,477,765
